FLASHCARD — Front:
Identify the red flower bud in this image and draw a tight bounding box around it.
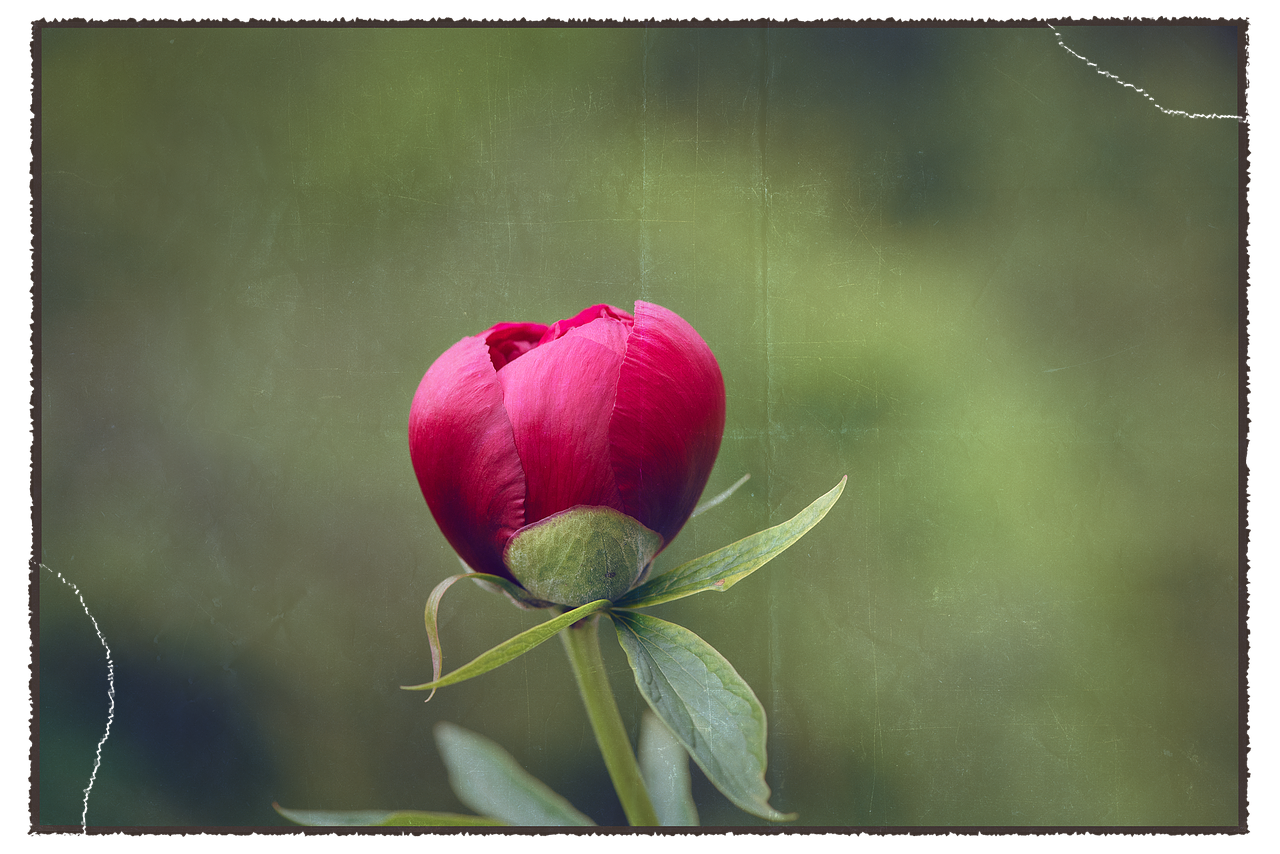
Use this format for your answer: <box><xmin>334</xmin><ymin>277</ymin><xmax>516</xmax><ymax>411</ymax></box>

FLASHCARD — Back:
<box><xmin>409</xmin><ymin>301</ymin><xmax>726</xmax><ymax>599</ymax></box>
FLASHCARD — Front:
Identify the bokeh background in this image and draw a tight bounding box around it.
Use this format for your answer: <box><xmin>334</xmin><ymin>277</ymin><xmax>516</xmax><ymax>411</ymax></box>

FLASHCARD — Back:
<box><xmin>37</xmin><ymin>23</ymin><xmax>1241</xmax><ymax>828</ymax></box>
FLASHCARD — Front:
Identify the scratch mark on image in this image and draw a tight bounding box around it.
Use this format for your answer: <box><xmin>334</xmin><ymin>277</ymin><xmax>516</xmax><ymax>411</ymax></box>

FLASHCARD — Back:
<box><xmin>61</xmin><ymin>571</ymin><xmax>115</xmax><ymax>829</ymax></box>
<box><xmin>1054</xmin><ymin>29</ymin><xmax>1233</xmax><ymax>119</ymax></box>
<box><xmin>1043</xmin><ymin>344</ymin><xmax>1139</xmax><ymax>373</ymax></box>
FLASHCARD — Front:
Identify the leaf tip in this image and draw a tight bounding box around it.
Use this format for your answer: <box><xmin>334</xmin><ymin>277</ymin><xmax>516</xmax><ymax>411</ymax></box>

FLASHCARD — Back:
<box><xmin>399</xmin><ymin>683</ymin><xmax>439</xmax><ymax>702</ymax></box>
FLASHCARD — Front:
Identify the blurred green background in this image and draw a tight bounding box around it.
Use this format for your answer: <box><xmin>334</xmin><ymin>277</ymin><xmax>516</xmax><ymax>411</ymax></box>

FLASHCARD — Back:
<box><xmin>37</xmin><ymin>24</ymin><xmax>1240</xmax><ymax>828</ymax></box>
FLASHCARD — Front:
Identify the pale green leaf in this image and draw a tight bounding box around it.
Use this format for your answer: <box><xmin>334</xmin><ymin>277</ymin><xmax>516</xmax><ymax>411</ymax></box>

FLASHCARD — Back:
<box><xmin>611</xmin><ymin>611</ymin><xmax>794</xmax><ymax>822</ymax></box>
<box><xmin>417</xmin><ymin>571</ymin><xmax>556</xmax><ymax>701</ymax></box>
<box><xmin>638</xmin><ymin>711</ymin><xmax>699</xmax><ymax>827</ymax></box>
<box><xmin>616</xmin><ymin>476</ymin><xmax>846</xmax><ymax>609</ymax></box>
<box><xmin>691</xmin><ymin>472</ymin><xmax>750</xmax><ymax>518</ymax></box>
<box><xmin>403</xmin><ymin>598</ymin><xmax>611</xmax><ymax>693</ymax></box>
<box><xmin>275</xmin><ymin>804</ymin><xmax>505</xmax><ymax>826</ymax></box>
<box><xmin>435</xmin><ymin>722</ymin><xmax>595</xmax><ymax>826</ymax></box>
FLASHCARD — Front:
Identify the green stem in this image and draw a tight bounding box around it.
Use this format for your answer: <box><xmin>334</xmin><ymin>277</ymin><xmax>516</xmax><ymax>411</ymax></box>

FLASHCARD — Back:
<box><xmin>560</xmin><ymin>612</ymin><xmax>660</xmax><ymax>827</ymax></box>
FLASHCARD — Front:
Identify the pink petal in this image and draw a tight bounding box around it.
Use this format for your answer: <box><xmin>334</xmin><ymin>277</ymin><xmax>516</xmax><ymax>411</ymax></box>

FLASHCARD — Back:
<box><xmin>409</xmin><ymin>335</ymin><xmax>526</xmax><ymax>579</ymax></box>
<box><xmin>498</xmin><ymin>317</ymin><xmax>631</xmax><ymax>524</ymax></box>
<box><xmin>539</xmin><ymin>304</ymin><xmax>634</xmax><ymax>345</ymax></box>
<box><xmin>609</xmin><ymin>301</ymin><xmax>726</xmax><ymax>545</ymax></box>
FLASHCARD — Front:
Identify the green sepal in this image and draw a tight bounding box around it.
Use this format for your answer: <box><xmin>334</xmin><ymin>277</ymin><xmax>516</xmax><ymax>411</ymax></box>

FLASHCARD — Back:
<box><xmin>612</xmin><ymin>610</ymin><xmax>795</xmax><ymax>822</ymax></box>
<box><xmin>402</xmin><ymin>597</ymin><xmax>612</xmax><ymax>694</ymax></box>
<box><xmin>505</xmin><ymin>506</ymin><xmax>663</xmax><ymax>607</ymax></box>
<box><xmin>615</xmin><ymin>476</ymin><xmax>846</xmax><ymax>609</ymax></box>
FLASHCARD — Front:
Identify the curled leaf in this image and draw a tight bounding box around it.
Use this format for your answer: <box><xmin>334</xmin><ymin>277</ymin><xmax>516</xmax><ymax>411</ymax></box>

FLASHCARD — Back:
<box><xmin>403</xmin><ymin>598</ymin><xmax>612</xmax><ymax>695</ymax></box>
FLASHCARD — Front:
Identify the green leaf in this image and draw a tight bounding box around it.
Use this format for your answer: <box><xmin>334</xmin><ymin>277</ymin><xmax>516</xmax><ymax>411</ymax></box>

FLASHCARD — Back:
<box><xmin>616</xmin><ymin>476</ymin><xmax>846</xmax><ymax>609</ymax></box>
<box><xmin>274</xmin><ymin>804</ymin><xmax>505</xmax><ymax>826</ymax></box>
<box><xmin>638</xmin><ymin>711</ymin><xmax>699</xmax><ymax>827</ymax></box>
<box><xmin>611</xmin><ymin>611</ymin><xmax>794</xmax><ymax>822</ymax></box>
<box><xmin>403</xmin><ymin>598</ymin><xmax>612</xmax><ymax>694</ymax></box>
<box><xmin>435</xmin><ymin>722</ymin><xmax>596</xmax><ymax>826</ymax></box>
<box><xmin>691</xmin><ymin>472</ymin><xmax>750</xmax><ymax>518</ymax></box>
<box><xmin>417</xmin><ymin>571</ymin><xmax>557</xmax><ymax>701</ymax></box>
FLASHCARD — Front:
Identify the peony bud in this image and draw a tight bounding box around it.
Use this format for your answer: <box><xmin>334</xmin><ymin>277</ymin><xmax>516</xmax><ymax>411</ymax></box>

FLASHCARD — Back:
<box><xmin>409</xmin><ymin>301</ymin><xmax>725</xmax><ymax>606</ymax></box>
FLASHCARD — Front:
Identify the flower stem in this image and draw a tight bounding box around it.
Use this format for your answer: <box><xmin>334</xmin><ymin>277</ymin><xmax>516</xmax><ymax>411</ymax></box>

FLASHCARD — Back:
<box><xmin>559</xmin><ymin>613</ymin><xmax>660</xmax><ymax>827</ymax></box>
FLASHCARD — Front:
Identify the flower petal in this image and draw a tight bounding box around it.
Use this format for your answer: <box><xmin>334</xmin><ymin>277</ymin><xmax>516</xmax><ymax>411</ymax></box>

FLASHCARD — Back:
<box><xmin>498</xmin><ymin>318</ymin><xmax>631</xmax><ymax>524</ymax></box>
<box><xmin>539</xmin><ymin>304</ymin><xmax>634</xmax><ymax>346</ymax></box>
<box><xmin>409</xmin><ymin>335</ymin><xmax>526</xmax><ymax>579</ymax></box>
<box><xmin>483</xmin><ymin>321</ymin><xmax>549</xmax><ymax>370</ymax></box>
<box><xmin>610</xmin><ymin>301</ymin><xmax>726</xmax><ymax>545</ymax></box>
